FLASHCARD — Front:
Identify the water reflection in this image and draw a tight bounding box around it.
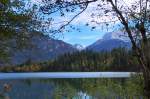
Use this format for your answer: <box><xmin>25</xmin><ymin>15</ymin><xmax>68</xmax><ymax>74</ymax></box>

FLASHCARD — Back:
<box><xmin>0</xmin><ymin>83</ymin><xmax>11</xmax><ymax>99</ymax></box>
<box><xmin>0</xmin><ymin>78</ymin><xmax>145</xmax><ymax>99</ymax></box>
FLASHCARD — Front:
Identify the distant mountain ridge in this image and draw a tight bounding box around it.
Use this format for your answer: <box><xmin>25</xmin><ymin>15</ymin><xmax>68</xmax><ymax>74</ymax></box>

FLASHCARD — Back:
<box><xmin>103</xmin><ymin>31</ymin><xmax>130</xmax><ymax>42</ymax></box>
<box><xmin>0</xmin><ymin>31</ymin><xmax>77</xmax><ymax>66</ymax></box>
<box><xmin>0</xmin><ymin>31</ymin><xmax>132</xmax><ymax>66</ymax></box>
<box><xmin>86</xmin><ymin>31</ymin><xmax>131</xmax><ymax>51</ymax></box>
<box><xmin>73</xmin><ymin>44</ymin><xmax>84</xmax><ymax>51</ymax></box>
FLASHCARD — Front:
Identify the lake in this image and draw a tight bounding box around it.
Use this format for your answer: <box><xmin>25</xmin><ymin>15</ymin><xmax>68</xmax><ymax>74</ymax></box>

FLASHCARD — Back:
<box><xmin>0</xmin><ymin>72</ymin><xmax>145</xmax><ymax>99</ymax></box>
<box><xmin>0</xmin><ymin>72</ymin><xmax>134</xmax><ymax>79</ymax></box>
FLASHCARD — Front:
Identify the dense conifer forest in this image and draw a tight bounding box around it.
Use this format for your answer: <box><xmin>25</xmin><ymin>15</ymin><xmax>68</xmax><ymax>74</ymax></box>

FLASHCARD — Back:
<box><xmin>43</xmin><ymin>48</ymin><xmax>140</xmax><ymax>72</ymax></box>
<box><xmin>0</xmin><ymin>47</ymin><xmax>141</xmax><ymax>72</ymax></box>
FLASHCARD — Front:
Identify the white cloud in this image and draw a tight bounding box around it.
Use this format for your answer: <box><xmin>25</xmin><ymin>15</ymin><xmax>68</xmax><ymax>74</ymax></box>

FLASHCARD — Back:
<box><xmin>78</xmin><ymin>35</ymin><xmax>100</xmax><ymax>40</ymax></box>
<box><xmin>72</xmin><ymin>0</ymin><xmax>138</xmax><ymax>24</ymax></box>
<box><xmin>31</xmin><ymin>0</ymin><xmax>142</xmax><ymax>31</ymax></box>
<box><xmin>30</xmin><ymin>0</ymin><xmax>42</xmax><ymax>4</ymax></box>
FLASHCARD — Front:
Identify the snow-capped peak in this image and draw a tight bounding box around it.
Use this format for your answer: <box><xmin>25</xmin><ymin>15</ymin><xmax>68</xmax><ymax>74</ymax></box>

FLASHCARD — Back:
<box><xmin>74</xmin><ymin>44</ymin><xmax>84</xmax><ymax>51</ymax></box>
<box><xmin>103</xmin><ymin>31</ymin><xmax>130</xmax><ymax>42</ymax></box>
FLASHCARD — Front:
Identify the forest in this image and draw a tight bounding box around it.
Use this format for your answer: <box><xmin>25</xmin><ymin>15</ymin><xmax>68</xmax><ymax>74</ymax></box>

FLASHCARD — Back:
<box><xmin>0</xmin><ymin>47</ymin><xmax>140</xmax><ymax>72</ymax></box>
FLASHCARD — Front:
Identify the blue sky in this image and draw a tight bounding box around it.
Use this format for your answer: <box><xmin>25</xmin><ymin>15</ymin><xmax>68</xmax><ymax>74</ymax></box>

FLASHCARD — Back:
<box><xmin>56</xmin><ymin>22</ymin><xmax>122</xmax><ymax>47</ymax></box>
<box><xmin>58</xmin><ymin>25</ymin><xmax>111</xmax><ymax>47</ymax></box>
<box><xmin>29</xmin><ymin>0</ymin><xmax>132</xmax><ymax>47</ymax></box>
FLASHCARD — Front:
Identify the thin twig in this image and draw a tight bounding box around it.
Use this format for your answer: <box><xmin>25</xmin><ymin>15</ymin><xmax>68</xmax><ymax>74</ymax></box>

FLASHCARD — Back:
<box><xmin>59</xmin><ymin>4</ymin><xmax>88</xmax><ymax>30</ymax></box>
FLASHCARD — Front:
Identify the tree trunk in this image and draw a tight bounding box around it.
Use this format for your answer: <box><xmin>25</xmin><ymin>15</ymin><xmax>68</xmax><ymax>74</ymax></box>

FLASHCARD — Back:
<box><xmin>143</xmin><ymin>43</ymin><xmax>150</xmax><ymax>98</ymax></box>
<box><xmin>109</xmin><ymin>0</ymin><xmax>150</xmax><ymax>98</ymax></box>
<box><xmin>143</xmin><ymin>69</ymin><xmax>150</xmax><ymax>98</ymax></box>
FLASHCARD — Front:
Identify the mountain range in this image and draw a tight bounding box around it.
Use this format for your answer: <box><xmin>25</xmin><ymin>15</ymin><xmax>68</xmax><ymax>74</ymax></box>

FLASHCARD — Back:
<box><xmin>0</xmin><ymin>32</ymin><xmax>77</xmax><ymax>66</ymax></box>
<box><xmin>86</xmin><ymin>31</ymin><xmax>131</xmax><ymax>51</ymax></box>
<box><xmin>0</xmin><ymin>31</ymin><xmax>131</xmax><ymax>66</ymax></box>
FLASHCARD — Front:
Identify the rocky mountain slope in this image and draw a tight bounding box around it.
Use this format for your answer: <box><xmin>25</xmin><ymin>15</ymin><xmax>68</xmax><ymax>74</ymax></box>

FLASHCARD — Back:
<box><xmin>0</xmin><ymin>32</ymin><xmax>77</xmax><ymax>65</ymax></box>
<box><xmin>87</xmin><ymin>31</ymin><xmax>131</xmax><ymax>51</ymax></box>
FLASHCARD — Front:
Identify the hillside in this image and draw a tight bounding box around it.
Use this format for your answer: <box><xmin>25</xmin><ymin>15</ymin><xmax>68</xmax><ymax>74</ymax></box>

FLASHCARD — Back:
<box><xmin>0</xmin><ymin>31</ymin><xmax>77</xmax><ymax>66</ymax></box>
<box><xmin>87</xmin><ymin>31</ymin><xmax>131</xmax><ymax>51</ymax></box>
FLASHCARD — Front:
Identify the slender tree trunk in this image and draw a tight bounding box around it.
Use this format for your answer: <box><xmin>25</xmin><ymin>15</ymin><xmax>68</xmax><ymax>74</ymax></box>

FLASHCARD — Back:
<box><xmin>108</xmin><ymin>0</ymin><xmax>150</xmax><ymax>98</ymax></box>
<box><xmin>138</xmin><ymin>23</ymin><xmax>150</xmax><ymax>97</ymax></box>
<box><xmin>143</xmin><ymin>69</ymin><xmax>150</xmax><ymax>98</ymax></box>
<box><xmin>142</xmin><ymin>41</ymin><xmax>150</xmax><ymax>98</ymax></box>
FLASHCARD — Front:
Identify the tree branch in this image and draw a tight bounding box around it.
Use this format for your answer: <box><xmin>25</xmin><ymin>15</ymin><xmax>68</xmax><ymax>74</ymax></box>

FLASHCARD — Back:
<box><xmin>109</xmin><ymin>0</ymin><xmax>150</xmax><ymax>74</ymax></box>
<box><xmin>59</xmin><ymin>4</ymin><xmax>88</xmax><ymax>31</ymax></box>
<box><xmin>41</xmin><ymin>0</ymin><xmax>97</xmax><ymax>14</ymax></box>
<box><xmin>108</xmin><ymin>0</ymin><xmax>137</xmax><ymax>49</ymax></box>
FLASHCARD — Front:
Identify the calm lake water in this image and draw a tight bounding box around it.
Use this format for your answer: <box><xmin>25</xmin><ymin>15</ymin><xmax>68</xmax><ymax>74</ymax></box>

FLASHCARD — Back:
<box><xmin>0</xmin><ymin>72</ymin><xmax>133</xmax><ymax>79</ymax></box>
<box><xmin>0</xmin><ymin>72</ymin><xmax>144</xmax><ymax>99</ymax></box>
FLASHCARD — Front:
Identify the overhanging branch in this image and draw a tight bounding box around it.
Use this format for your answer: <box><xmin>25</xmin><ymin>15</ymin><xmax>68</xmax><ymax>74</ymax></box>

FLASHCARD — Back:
<box><xmin>58</xmin><ymin>4</ymin><xmax>88</xmax><ymax>31</ymax></box>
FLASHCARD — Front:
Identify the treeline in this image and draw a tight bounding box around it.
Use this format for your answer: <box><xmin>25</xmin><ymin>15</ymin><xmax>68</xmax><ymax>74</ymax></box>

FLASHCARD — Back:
<box><xmin>42</xmin><ymin>48</ymin><xmax>140</xmax><ymax>72</ymax></box>
<box><xmin>0</xmin><ymin>47</ymin><xmax>141</xmax><ymax>72</ymax></box>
